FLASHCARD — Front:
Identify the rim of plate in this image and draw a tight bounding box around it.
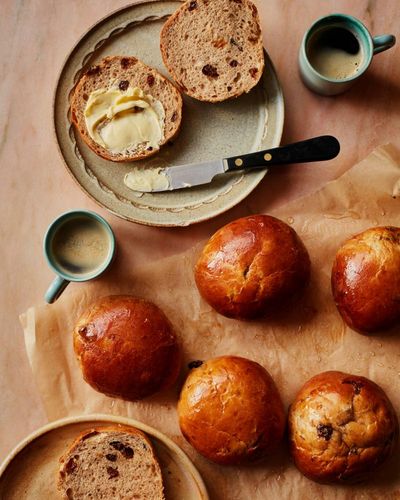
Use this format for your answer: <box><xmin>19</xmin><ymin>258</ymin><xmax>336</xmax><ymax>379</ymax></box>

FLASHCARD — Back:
<box><xmin>53</xmin><ymin>0</ymin><xmax>284</xmax><ymax>227</ymax></box>
<box><xmin>0</xmin><ymin>413</ymin><xmax>209</xmax><ymax>499</ymax></box>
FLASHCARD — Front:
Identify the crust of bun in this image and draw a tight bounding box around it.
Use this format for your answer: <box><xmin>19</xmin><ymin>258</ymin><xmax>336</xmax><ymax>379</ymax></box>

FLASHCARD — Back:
<box><xmin>331</xmin><ymin>226</ymin><xmax>400</xmax><ymax>333</ymax></box>
<box><xmin>288</xmin><ymin>371</ymin><xmax>399</xmax><ymax>484</ymax></box>
<box><xmin>59</xmin><ymin>424</ymin><xmax>154</xmax><ymax>459</ymax></box>
<box><xmin>178</xmin><ymin>355</ymin><xmax>285</xmax><ymax>465</ymax></box>
<box><xmin>194</xmin><ymin>215</ymin><xmax>311</xmax><ymax>319</ymax></box>
<box><xmin>73</xmin><ymin>295</ymin><xmax>181</xmax><ymax>401</ymax></box>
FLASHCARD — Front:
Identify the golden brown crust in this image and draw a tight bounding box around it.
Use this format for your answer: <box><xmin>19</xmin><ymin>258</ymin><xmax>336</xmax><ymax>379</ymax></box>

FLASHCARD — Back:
<box><xmin>194</xmin><ymin>215</ymin><xmax>311</xmax><ymax>319</ymax></box>
<box><xmin>59</xmin><ymin>424</ymin><xmax>154</xmax><ymax>466</ymax></box>
<box><xmin>73</xmin><ymin>295</ymin><xmax>181</xmax><ymax>401</ymax></box>
<box><xmin>331</xmin><ymin>226</ymin><xmax>400</xmax><ymax>333</ymax></box>
<box><xmin>70</xmin><ymin>56</ymin><xmax>183</xmax><ymax>162</ymax></box>
<box><xmin>288</xmin><ymin>371</ymin><xmax>399</xmax><ymax>484</ymax></box>
<box><xmin>178</xmin><ymin>356</ymin><xmax>285</xmax><ymax>465</ymax></box>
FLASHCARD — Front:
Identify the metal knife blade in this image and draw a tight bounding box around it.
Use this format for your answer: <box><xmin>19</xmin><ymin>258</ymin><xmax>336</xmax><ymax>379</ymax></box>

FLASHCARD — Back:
<box><xmin>124</xmin><ymin>158</ymin><xmax>227</xmax><ymax>193</ymax></box>
<box><xmin>124</xmin><ymin>136</ymin><xmax>340</xmax><ymax>193</ymax></box>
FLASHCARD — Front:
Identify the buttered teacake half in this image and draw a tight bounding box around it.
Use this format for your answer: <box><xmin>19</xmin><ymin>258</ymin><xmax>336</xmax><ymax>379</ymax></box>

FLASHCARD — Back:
<box><xmin>70</xmin><ymin>56</ymin><xmax>183</xmax><ymax>162</ymax></box>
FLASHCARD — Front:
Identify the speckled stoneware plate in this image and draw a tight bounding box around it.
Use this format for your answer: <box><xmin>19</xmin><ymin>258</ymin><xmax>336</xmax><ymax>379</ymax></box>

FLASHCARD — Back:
<box><xmin>0</xmin><ymin>414</ymin><xmax>209</xmax><ymax>499</ymax></box>
<box><xmin>54</xmin><ymin>0</ymin><xmax>284</xmax><ymax>226</ymax></box>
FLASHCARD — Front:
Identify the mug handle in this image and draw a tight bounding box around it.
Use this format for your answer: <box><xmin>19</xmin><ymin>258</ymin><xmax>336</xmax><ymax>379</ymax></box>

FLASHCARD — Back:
<box><xmin>45</xmin><ymin>275</ymin><xmax>70</xmax><ymax>304</ymax></box>
<box><xmin>373</xmin><ymin>34</ymin><xmax>396</xmax><ymax>54</ymax></box>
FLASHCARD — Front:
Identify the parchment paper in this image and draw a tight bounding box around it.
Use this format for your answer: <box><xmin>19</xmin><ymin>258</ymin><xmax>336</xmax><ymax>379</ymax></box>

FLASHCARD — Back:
<box><xmin>21</xmin><ymin>145</ymin><xmax>400</xmax><ymax>500</ymax></box>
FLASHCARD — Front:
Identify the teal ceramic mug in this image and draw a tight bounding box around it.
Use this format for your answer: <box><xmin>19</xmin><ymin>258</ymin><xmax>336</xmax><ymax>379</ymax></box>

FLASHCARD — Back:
<box><xmin>299</xmin><ymin>13</ymin><xmax>396</xmax><ymax>96</ymax></box>
<box><xmin>43</xmin><ymin>210</ymin><xmax>116</xmax><ymax>303</ymax></box>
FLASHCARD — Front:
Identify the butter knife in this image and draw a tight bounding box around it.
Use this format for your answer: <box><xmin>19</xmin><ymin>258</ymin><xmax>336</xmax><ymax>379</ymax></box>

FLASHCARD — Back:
<box><xmin>124</xmin><ymin>135</ymin><xmax>340</xmax><ymax>193</ymax></box>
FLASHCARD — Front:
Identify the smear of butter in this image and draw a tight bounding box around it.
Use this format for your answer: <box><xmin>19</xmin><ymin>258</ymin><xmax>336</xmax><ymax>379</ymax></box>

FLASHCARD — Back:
<box><xmin>84</xmin><ymin>87</ymin><xmax>164</xmax><ymax>153</ymax></box>
<box><xmin>124</xmin><ymin>167</ymin><xmax>170</xmax><ymax>192</ymax></box>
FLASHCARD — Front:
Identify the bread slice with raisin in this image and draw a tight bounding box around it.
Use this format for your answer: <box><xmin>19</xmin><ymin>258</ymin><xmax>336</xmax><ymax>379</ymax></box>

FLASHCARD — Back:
<box><xmin>57</xmin><ymin>425</ymin><xmax>165</xmax><ymax>499</ymax></box>
<box><xmin>70</xmin><ymin>56</ymin><xmax>182</xmax><ymax>162</ymax></box>
<box><xmin>160</xmin><ymin>0</ymin><xmax>264</xmax><ymax>102</ymax></box>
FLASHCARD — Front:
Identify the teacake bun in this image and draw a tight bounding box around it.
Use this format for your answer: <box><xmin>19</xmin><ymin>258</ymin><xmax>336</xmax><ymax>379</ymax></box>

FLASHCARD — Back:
<box><xmin>331</xmin><ymin>226</ymin><xmax>400</xmax><ymax>333</ymax></box>
<box><xmin>178</xmin><ymin>355</ymin><xmax>285</xmax><ymax>465</ymax></box>
<box><xmin>288</xmin><ymin>371</ymin><xmax>398</xmax><ymax>483</ymax></box>
<box><xmin>194</xmin><ymin>214</ymin><xmax>311</xmax><ymax>319</ymax></box>
<box><xmin>73</xmin><ymin>295</ymin><xmax>181</xmax><ymax>401</ymax></box>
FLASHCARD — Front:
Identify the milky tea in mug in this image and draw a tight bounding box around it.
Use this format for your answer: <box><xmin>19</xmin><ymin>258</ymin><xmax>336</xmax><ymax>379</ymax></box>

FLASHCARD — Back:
<box><xmin>299</xmin><ymin>14</ymin><xmax>395</xmax><ymax>95</ymax></box>
<box><xmin>51</xmin><ymin>216</ymin><xmax>111</xmax><ymax>278</ymax></box>
<box><xmin>44</xmin><ymin>210</ymin><xmax>116</xmax><ymax>303</ymax></box>
<box><xmin>307</xmin><ymin>26</ymin><xmax>364</xmax><ymax>81</ymax></box>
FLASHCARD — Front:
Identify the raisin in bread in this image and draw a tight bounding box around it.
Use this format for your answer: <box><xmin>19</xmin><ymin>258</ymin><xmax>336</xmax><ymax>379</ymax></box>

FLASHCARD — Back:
<box><xmin>57</xmin><ymin>425</ymin><xmax>165</xmax><ymax>499</ymax></box>
<box><xmin>70</xmin><ymin>56</ymin><xmax>182</xmax><ymax>162</ymax></box>
<box><xmin>160</xmin><ymin>0</ymin><xmax>264</xmax><ymax>102</ymax></box>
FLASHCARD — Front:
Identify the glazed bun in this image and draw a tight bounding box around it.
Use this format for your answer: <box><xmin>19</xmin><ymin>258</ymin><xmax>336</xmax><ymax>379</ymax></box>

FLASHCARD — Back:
<box><xmin>73</xmin><ymin>295</ymin><xmax>181</xmax><ymax>401</ymax></box>
<box><xmin>288</xmin><ymin>371</ymin><xmax>399</xmax><ymax>484</ymax></box>
<box><xmin>331</xmin><ymin>226</ymin><xmax>400</xmax><ymax>333</ymax></box>
<box><xmin>178</xmin><ymin>356</ymin><xmax>285</xmax><ymax>465</ymax></box>
<box><xmin>194</xmin><ymin>215</ymin><xmax>311</xmax><ymax>319</ymax></box>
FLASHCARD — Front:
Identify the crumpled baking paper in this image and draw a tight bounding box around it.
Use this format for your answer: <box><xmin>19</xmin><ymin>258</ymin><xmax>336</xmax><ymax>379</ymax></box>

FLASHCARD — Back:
<box><xmin>21</xmin><ymin>145</ymin><xmax>400</xmax><ymax>499</ymax></box>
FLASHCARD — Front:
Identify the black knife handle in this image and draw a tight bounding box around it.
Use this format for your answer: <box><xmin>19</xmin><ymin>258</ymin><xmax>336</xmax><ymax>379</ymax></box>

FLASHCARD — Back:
<box><xmin>225</xmin><ymin>136</ymin><xmax>340</xmax><ymax>172</ymax></box>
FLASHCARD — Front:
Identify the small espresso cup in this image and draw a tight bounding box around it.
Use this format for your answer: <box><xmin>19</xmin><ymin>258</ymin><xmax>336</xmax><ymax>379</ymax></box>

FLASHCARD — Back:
<box><xmin>299</xmin><ymin>13</ymin><xmax>396</xmax><ymax>96</ymax></box>
<box><xmin>43</xmin><ymin>210</ymin><xmax>116</xmax><ymax>303</ymax></box>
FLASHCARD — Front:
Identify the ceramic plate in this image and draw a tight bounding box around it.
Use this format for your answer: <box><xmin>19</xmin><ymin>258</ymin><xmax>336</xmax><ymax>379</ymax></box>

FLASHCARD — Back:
<box><xmin>0</xmin><ymin>414</ymin><xmax>209</xmax><ymax>499</ymax></box>
<box><xmin>54</xmin><ymin>0</ymin><xmax>284</xmax><ymax>226</ymax></box>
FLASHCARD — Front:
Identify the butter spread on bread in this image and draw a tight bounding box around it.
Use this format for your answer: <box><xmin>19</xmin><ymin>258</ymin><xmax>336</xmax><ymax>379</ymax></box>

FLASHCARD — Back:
<box><xmin>70</xmin><ymin>56</ymin><xmax>182</xmax><ymax>162</ymax></box>
<box><xmin>84</xmin><ymin>87</ymin><xmax>165</xmax><ymax>154</ymax></box>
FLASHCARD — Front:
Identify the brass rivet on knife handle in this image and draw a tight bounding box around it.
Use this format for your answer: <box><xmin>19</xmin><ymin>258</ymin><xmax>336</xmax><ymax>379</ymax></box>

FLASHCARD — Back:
<box><xmin>235</xmin><ymin>158</ymin><xmax>243</xmax><ymax>167</ymax></box>
<box><xmin>264</xmin><ymin>153</ymin><xmax>272</xmax><ymax>161</ymax></box>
